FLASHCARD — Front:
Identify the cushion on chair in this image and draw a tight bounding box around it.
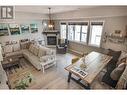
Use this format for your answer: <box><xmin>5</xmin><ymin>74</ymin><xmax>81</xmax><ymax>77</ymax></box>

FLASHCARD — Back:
<box><xmin>110</xmin><ymin>63</ymin><xmax>126</xmax><ymax>81</ymax></box>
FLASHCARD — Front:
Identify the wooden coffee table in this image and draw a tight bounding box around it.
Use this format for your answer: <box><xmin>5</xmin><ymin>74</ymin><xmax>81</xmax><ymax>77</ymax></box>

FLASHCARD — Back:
<box><xmin>2</xmin><ymin>56</ymin><xmax>19</xmax><ymax>70</ymax></box>
<box><xmin>65</xmin><ymin>51</ymin><xmax>112</xmax><ymax>89</ymax></box>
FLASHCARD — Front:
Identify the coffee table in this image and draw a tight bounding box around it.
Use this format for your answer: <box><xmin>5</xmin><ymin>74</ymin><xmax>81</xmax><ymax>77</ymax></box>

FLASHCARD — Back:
<box><xmin>65</xmin><ymin>51</ymin><xmax>112</xmax><ymax>89</ymax></box>
<box><xmin>2</xmin><ymin>56</ymin><xmax>19</xmax><ymax>70</ymax></box>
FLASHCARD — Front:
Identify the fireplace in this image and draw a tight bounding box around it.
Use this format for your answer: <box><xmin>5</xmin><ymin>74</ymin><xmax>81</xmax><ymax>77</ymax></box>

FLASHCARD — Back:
<box><xmin>43</xmin><ymin>30</ymin><xmax>60</xmax><ymax>47</ymax></box>
<box><xmin>47</xmin><ymin>36</ymin><xmax>57</xmax><ymax>45</ymax></box>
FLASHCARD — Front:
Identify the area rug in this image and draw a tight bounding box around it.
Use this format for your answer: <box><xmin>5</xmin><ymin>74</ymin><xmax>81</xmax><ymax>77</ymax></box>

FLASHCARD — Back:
<box><xmin>5</xmin><ymin>58</ymin><xmax>36</xmax><ymax>89</ymax></box>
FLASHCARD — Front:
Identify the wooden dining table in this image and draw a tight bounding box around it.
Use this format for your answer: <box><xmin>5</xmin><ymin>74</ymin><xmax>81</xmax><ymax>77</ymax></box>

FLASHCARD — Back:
<box><xmin>65</xmin><ymin>51</ymin><xmax>112</xmax><ymax>89</ymax></box>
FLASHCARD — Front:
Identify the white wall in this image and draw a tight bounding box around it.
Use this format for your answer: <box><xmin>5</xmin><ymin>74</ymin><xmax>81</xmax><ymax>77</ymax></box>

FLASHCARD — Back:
<box><xmin>102</xmin><ymin>16</ymin><xmax>127</xmax><ymax>51</ymax></box>
<box><xmin>0</xmin><ymin>12</ymin><xmax>48</xmax><ymax>45</ymax></box>
<box><xmin>53</xmin><ymin>6</ymin><xmax>127</xmax><ymax>20</ymax></box>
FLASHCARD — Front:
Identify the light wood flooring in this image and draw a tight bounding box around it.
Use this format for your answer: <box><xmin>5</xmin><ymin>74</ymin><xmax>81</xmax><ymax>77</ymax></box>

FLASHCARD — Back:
<box><xmin>6</xmin><ymin>53</ymin><xmax>111</xmax><ymax>89</ymax></box>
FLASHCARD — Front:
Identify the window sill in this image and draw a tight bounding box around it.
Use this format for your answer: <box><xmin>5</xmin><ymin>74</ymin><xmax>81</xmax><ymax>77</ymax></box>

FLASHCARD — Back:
<box><xmin>69</xmin><ymin>40</ymin><xmax>87</xmax><ymax>45</ymax></box>
<box><xmin>69</xmin><ymin>40</ymin><xmax>101</xmax><ymax>48</ymax></box>
<box><xmin>88</xmin><ymin>44</ymin><xmax>100</xmax><ymax>48</ymax></box>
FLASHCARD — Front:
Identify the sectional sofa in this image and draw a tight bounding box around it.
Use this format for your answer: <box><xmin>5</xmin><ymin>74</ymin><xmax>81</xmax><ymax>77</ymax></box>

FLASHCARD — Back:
<box><xmin>3</xmin><ymin>43</ymin><xmax>56</xmax><ymax>73</ymax></box>
<box><xmin>22</xmin><ymin>44</ymin><xmax>56</xmax><ymax>72</ymax></box>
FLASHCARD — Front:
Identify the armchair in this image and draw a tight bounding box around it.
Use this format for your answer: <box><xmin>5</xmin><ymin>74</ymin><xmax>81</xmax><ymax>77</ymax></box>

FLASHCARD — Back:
<box><xmin>56</xmin><ymin>39</ymin><xmax>68</xmax><ymax>54</ymax></box>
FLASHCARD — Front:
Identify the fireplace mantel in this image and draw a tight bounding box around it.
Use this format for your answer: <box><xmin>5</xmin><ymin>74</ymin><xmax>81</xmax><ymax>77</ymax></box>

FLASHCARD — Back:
<box><xmin>43</xmin><ymin>30</ymin><xmax>60</xmax><ymax>35</ymax></box>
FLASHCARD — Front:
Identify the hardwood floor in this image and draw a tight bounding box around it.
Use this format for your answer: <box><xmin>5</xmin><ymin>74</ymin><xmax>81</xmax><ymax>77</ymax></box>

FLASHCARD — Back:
<box><xmin>6</xmin><ymin>53</ymin><xmax>111</xmax><ymax>89</ymax></box>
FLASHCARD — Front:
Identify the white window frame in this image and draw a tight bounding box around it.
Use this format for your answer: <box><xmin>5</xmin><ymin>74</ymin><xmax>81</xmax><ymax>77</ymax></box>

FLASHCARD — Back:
<box><xmin>60</xmin><ymin>22</ymin><xmax>67</xmax><ymax>39</ymax></box>
<box><xmin>67</xmin><ymin>21</ymin><xmax>89</xmax><ymax>44</ymax></box>
<box><xmin>88</xmin><ymin>20</ymin><xmax>105</xmax><ymax>47</ymax></box>
<box><xmin>59</xmin><ymin>20</ymin><xmax>105</xmax><ymax>48</ymax></box>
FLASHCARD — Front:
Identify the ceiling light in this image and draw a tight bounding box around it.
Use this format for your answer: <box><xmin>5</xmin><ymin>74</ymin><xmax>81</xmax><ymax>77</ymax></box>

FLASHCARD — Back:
<box><xmin>48</xmin><ymin>7</ymin><xmax>54</xmax><ymax>30</ymax></box>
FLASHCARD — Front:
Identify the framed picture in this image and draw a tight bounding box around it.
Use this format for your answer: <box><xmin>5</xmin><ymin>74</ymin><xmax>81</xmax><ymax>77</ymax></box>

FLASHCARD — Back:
<box><xmin>20</xmin><ymin>24</ymin><xmax>30</xmax><ymax>34</ymax></box>
<box><xmin>9</xmin><ymin>24</ymin><xmax>20</xmax><ymax>35</ymax></box>
<box><xmin>30</xmin><ymin>24</ymin><xmax>38</xmax><ymax>33</ymax></box>
<box><xmin>0</xmin><ymin>23</ymin><xmax>9</xmax><ymax>36</ymax></box>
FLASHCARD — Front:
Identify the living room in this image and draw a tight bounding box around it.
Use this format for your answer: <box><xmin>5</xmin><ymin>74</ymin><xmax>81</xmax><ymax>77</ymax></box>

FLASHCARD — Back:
<box><xmin>0</xmin><ymin>5</ymin><xmax>127</xmax><ymax>90</ymax></box>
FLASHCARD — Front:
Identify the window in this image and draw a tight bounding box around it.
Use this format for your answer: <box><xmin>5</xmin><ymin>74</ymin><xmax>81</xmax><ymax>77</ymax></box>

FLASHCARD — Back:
<box><xmin>89</xmin><ymin>22</ymin><xmax>103</xmax><ymax>47</ymax></box>
<box><xmin>68</xmin><ymin>22</ymin><xmax>88</xmax><ymax>43</ymax></box>
<box><xmin>75</xmin><ymin>24</ymin><xmax>81</xmax><ymax>41</ymax></box>
<box><xmin>68</xmin><ymin>23</ymin><xmax>75</xmax><ymax>40</ymax></box>
<box><xmin>60</xmin><ymin>21</ymin><xmax>104</xmax><ymax>47</ymax></box>
<box><xmin>60</xmin><ymin>23</ymin><xmax>67</xmax><ymax>39</ymax></box>
<box><xmin>81</xmin><ymin>24</ymin><xmax>88</xmax><ymax>42</ymax></box>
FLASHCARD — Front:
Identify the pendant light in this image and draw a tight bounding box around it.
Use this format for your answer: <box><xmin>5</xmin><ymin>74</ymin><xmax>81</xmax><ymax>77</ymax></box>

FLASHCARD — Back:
<box><xmin>48</xmin><ymin>7</ymin><xmax>54</xmax><ymax>30</ymax></box>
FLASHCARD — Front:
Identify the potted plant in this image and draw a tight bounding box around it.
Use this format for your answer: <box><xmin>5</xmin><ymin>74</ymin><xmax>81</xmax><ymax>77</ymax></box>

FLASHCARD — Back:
<box><xmin>15</xmin><ymin>73</ymin><xmax>33</xmax><ymax>89</ymax></box>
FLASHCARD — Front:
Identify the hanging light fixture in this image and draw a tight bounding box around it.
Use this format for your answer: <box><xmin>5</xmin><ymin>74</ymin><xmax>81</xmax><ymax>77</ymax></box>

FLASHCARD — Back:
<box><xmin>48</xmin><ymin>7</ymin><xmax>54</xmax><ymax>30</ymax></box>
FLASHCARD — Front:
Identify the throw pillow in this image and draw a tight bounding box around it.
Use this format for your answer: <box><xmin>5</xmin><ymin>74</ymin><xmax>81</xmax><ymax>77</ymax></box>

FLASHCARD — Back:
<box><xmin>3</xmin><ymin>45</ymin><xmax>13</xmax><ymax>53</ymax></box>
<box><xmin>33</xmin><ymin>46</ymin><xmax>39</xmax><ymax>56</ymax></box>
<box><xmin>29</xmin><ymin>44</ymin><xmax>32</xmax><ymax>51</ymax></box>
<box><xmin>118</xmin><ymin>51</ymin><xmax>127</xmax><ymax>62</ymax></box>
<box><xmin>110</xmin><ymin>62</ymin><xmax>126</xmax><ymax>81</ymax></box>
<box><xmin>29</xmin><ymin>44</ymin><xmax>35</xmax><ymax>54</ymax></box>
<box><xmin>38</xmin><ymin>47</ymin><xmax>46</xmax><ymax>57</ymax></box>
<box><xmin>13</xmin><ymin>44</ymin><xmax>20</xmax><ymax>51</ymax></box>
<box><xmin>117</xmin><ymin>57</ymin><xmax>127</xmax><ymax>66</ymax></box>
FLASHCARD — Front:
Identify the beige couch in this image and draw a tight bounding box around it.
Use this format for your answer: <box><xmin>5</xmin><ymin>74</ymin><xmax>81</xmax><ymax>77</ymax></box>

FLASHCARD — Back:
<box><xmin>0</xmin><ymin>63</ymin><xmax>9</xmax><ymax>89</ymax></box>
<box><xmin>0</xmin><ymin>44</ymin><xmax>9</xmax><ymax>89</ymax></box>
<box><xmin>22</xmin><ymin>44</ymin><xmax>56</xmax><ymax>72</ymax></box>
<box><xmin>116</xmin><ymin>65</ymin><xmax>127</xmax><ymax>89</ymax></box>
<box><xmin>3</xmin><ymin>43</ymin><xmax>56</xmax><ymax>73</ymax></box>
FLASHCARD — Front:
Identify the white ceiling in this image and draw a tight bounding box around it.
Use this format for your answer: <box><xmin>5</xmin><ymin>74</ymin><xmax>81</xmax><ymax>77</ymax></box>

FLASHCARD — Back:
<box><xmin>15</xmin><ymin>6</ymin><xmax>96</xmax><ymax>14</ymax></box>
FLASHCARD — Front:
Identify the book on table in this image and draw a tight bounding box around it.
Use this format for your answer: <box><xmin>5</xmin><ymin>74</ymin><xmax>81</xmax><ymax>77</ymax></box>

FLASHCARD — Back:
<box><xmin>70</xmin><ymin>66</ymin><xmax>88</xmax><ymax>78</ymax></box>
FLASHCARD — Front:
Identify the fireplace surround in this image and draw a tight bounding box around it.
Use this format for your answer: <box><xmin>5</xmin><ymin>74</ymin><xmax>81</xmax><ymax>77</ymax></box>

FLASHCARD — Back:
<box><xmin>43</xmin><ymin>30</ymin><xmax>59</xmax><ymax>47</ymax></box>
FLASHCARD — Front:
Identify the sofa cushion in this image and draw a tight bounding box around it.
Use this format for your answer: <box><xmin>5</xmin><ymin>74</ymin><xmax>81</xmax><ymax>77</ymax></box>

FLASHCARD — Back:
<box><xmin>110</xmin><ymin>63</ymin><xmax>126</xmax><ymax>81</ymax></box>
<box><xmin>29</xmin><ymin>44</ymin><xmax>35</xmax><ymax>54</ymax></box>
<box><xmin>5</xmin><ymin>50</ymin><xmax>22</xmax><ymax>57</ymax></box>
<box><xmin>29</xmin><ymin>44</ymin><xmax>32</xmax><ymax>51</ymax></box>
<box><xmin>23</xmin><ymin>49</ymin><xmax>33</xmax><ymax>58</ymax></box>
<box><xmin>118</xmin><ymin>51</ymin><xmax>127</xmax><ymax>62</ymax></box>
<box><xmin>13</xmin><ymin>43</ymin><xmax>20</xmax><ymax>51</ymax></box>
<box><xmin>116</xmin><ymin>65</ymin><xmax>127</xmax><ymax>89</ymax></box>
<box><xmin>22</xmin><ymin>49</ymin><xmax>41</xmax><ymax>70</ymax></box>
<box><xmin>38</xmin><ymin>47</ymin><xmax>46</xmax><ymax>57</ymax></box>
<box><xmin>3</xmin><ymin>45</ymin><xmax>13</xmax><ymax>53</ymax></box>
<box><xmin>33</xmin><ymin>46</ymin><xmax>39</xmax><ymax>56</ymax></box>
<box><xmin>117</xmin><ymin>57</ymin><xmax>127</xmax><ymax>66</ymax></box>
